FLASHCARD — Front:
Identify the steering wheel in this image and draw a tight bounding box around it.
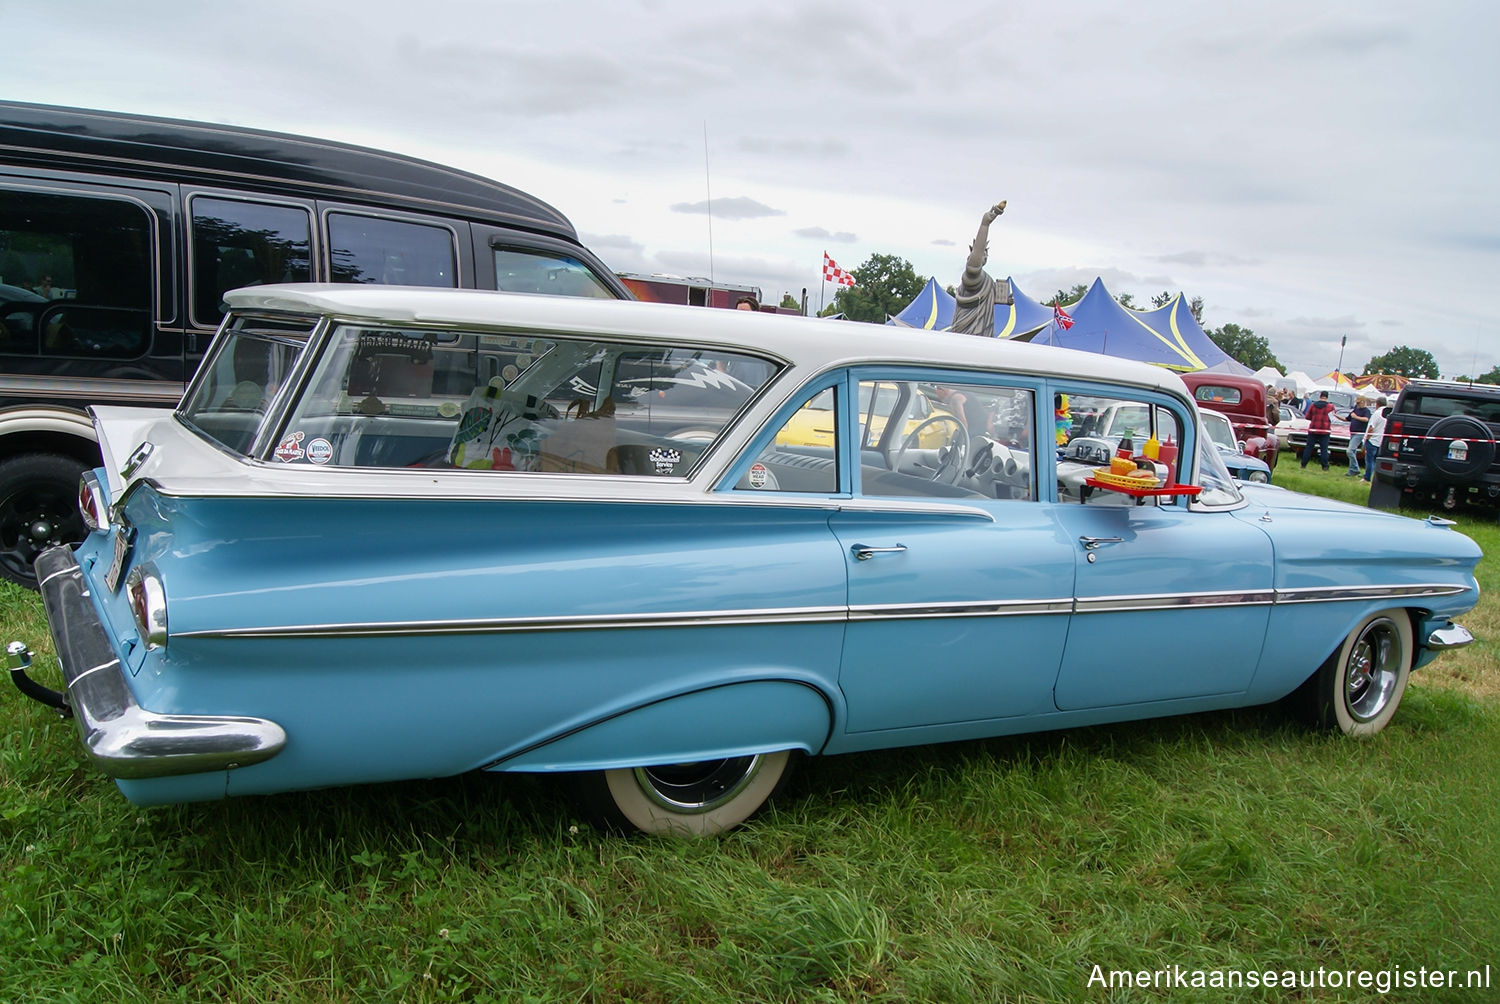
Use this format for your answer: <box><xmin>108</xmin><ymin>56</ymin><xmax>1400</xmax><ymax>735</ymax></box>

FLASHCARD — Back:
<box><xmin>893</xmin><ymin>415</ymin><xmax>969</xmax><ymax>484</ymax></box>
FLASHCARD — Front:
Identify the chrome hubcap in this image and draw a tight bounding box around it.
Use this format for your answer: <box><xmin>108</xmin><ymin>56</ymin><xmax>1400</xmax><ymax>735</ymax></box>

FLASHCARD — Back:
<box><xmin>634</xmin><ymin>755</ymin><xmax>762</xmax><ymax>814</ymax></box>
<box><xmin>1345</xmin><ymin>618</ymin><xmax>1401</xmax><ymax>722</ymax></box>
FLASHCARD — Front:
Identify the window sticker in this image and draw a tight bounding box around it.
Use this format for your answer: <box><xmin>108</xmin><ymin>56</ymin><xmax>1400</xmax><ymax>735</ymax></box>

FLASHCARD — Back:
<box><xmin>748</xmin><ymin>462</ymin><xmax>769</xmax><ymax>489</ymax></box>
<box><xmin>649</xmin><ymin>448</ymin><xmax>682</xmax><ymax>476</ymax></box>
<box><xmin>274</xmin><ymin>431</ymin><xmax>306</xmax><ymax>463</ymax></box>
<box><xmin>307</xmin><ymin>438</ymin><xmax>333</xmax><ymax>465</ymax></box>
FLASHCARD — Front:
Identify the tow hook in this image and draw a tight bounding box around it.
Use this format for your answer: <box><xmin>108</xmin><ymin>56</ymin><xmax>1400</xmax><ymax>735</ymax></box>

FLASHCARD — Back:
<box><xmin>1443</xmin><ymin>487</ymin><xmax>1459</xmax><ymax>510</ymax></box>
<box><xmin>5</xmin><ymin>642</ymin><xmax>72</xmax><ymax>718</ymax></box>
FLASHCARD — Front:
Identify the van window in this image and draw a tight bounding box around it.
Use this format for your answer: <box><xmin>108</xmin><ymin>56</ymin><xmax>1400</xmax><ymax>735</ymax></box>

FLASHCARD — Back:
<box><xmin>328</xmin><ymin>213</ymin><xmax>457</xmax><ymax>287</ymax></box>
<box><xmin>190</xmin><ymin>197</ymin><xmax>312</xmax><ymax>327</ymax></box>
<box><xmin>0</xmin><ymin>189</ymin><xmax>152</xmax><ymax>358</ymax></box>
<box><xmin>493</xmin><ymin>248</ymin><xmax>618</xmax><ymax>299</ymax></box>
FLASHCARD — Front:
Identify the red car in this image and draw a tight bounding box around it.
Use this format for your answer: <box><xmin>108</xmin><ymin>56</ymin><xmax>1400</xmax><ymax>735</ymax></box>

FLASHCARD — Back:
<box><xmin>1181</xmin><ymin>373</ymin><xmax>1279</xmax><ymax>473</ymax></box>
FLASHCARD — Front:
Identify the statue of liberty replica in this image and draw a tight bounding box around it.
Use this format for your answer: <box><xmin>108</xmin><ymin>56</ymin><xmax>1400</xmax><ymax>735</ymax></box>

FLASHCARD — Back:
<box><xmin>950</xmin><ymin>200</ymin><xmax>1012</xmax><ymax>336</ymax></box>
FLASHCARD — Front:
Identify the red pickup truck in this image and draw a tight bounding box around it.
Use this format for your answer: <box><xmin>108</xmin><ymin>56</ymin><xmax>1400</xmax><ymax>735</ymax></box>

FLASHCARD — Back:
<box><xmin>1181</xmin><ymin>372</ymin><xmax>1279</xmax><ymax>473</ymax></box>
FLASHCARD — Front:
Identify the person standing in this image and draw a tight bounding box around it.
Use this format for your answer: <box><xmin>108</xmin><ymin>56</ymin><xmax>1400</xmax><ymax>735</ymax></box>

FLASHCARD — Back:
<box><xmin>1345</xmin><ymin>394</ymin><xmax>1372</xmax><ymax>476</ymax></box>
<box><xmin>1364</xmin><ymin>402</ymin><xmax>1388</xmax><ymax>482</ymax></box>
<box><xmin>1300</xmin><ymin>390</ymin><xmax>1336</xmax><ymax>470</ymax></box>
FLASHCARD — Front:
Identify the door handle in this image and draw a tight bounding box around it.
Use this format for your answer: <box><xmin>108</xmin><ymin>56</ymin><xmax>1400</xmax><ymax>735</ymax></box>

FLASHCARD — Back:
<box><xmin>852</xmin><ymin>543</ymin><xmax>907</xmax><ymax>561</ymax></box>
<box><xmin>1079</xmin><ymin>536</ymin><xmax>1124</xmax><ymax>550</ymax></box>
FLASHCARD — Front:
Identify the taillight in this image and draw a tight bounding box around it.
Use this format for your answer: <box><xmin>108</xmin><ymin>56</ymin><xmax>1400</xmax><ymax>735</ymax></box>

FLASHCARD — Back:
<box><xmin>78</xmin><ymin>471</ymin><xmax>110</xmax><ymax>532</ymax></box>
<box><xmin>124</xmin><ymin>563</ymin><xmax>167</xmax><ymax>650</ymax></box>
<box><xmin>1387</xmin><ymin>420</ymin><xmax>1402</xmax><ymax>455</ymax></box>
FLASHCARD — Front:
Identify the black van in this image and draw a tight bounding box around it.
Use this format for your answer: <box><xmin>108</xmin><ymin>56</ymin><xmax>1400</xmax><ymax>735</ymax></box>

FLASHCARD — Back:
<box><xmin>0</xmin><ymin>101</ymin><xmax>630</xmax><ymax>586</ymax></box>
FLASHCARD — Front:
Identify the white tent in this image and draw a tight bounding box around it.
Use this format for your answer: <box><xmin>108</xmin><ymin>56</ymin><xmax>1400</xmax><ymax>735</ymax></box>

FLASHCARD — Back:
<box><xmin>1253</xmin><ymin>365</ymin><xmax>1283</xmax><ymax>386</ymax></box>
<box><xmin>1277</xmin><ymin>370</ymin><xmax>1319</xmax><ymax>395</ymax></box>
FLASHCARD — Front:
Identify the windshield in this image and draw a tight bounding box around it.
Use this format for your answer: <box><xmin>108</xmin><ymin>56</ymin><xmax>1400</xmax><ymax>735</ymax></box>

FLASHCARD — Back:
<box><xmin>1200</xmin><ymin>411</ymin><xmax>1237</xmax><ymax>452</ymax></box>
<box><xmin>1194</xmin><ymin>413</ymin><xmax>1244</xmax><ymax>506</ymax></box>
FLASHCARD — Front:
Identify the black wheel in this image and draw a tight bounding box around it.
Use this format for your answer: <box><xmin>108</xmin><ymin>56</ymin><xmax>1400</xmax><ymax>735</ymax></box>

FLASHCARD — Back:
<box><xmin>570</xmin><ymin>750</ymin><xmax>795</xmax><ymax>836</ymax></box>
<box><xmin>1366</xmin><ymin>478</ymin><xmax>1402</xmax><ymax>510</ymax></box>
<box><xmin>1422</xmin><ymin>415</ymin><xmax>1494</xmax><ymax>479</ymax></box>
<box><xmin>0</xmin><ymin>453</ymin><xmax>90</xmax><ymax>589</ymax></box>
<box><xmin>1297</xmin><ymin>611</ymin><xmax>1412</xmax><ymax>736</ymax></box>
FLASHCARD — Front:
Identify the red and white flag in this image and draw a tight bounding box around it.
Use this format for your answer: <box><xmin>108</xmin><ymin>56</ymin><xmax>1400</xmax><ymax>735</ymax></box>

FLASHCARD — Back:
<box><xmin>1052</xmin><ymin>301</ymin><xmax>1074</xmax><ymax>330</ymax></box>
<box><xmin>823</xmin><ymin>251</ymin><xmax>855</xmax><ymax>287</ymax></box>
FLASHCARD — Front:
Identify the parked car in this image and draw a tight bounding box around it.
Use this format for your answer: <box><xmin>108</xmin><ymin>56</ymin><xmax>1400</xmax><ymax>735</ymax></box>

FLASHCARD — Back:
<box><xmin>1180</xmin><ymin>372</ymin><xmax>1278</xmax><ymax>472</ymax></box>
<box><xmin>8</xmin><ymin>285</ymin><xmax>1481</xmax><ymax>836</ymax></box>
<box><xmin>1369</xmin><ymin>379</ymin><xmax>1500</xmax><ymax>511</ymax></box>
<box><xmin>1200</xmin><ymin>408</ymin><xmax>1272</xmax><ymax>482</ymax></box>
<box><xmin>0</xmin><ymin>101</ymin><xmax>631</xmax><ymax>588</ymax></box>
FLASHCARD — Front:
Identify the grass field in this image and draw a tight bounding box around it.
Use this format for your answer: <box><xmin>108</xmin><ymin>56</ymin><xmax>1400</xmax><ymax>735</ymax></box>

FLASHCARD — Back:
<box><xmin>1</xmin><ymin>470</ymin><xmax>1496</xmax><ymax>1003</ymax></box>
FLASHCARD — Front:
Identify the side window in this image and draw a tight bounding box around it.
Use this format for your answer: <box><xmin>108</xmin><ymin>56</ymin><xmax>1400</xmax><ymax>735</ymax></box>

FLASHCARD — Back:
<box><xmin>492</xmin><ymin>247</ymin><xmax>618</xmax><ymax>299</ymax></box>
<box><xmin>264</xmin><ymin>324</ymin><xmax>778</xmax><ymax>474</ymax></box>
<box><xmin>190</xmin><ymin>197</ymin><xmax>312</xmax><ymax>327</ymax></box>
<box><xmin>328</xmin><ymin>213</ymin><xmax>457</xmax><ymax>288</ymax></box>
<box><xmin>0</xmin><ymin>189</ymin><xmax>152</xmax><ymax>359</ymax></box>
<box><xmin>1056</xmin><ymin>393</ymin><xmax>1183</xmax><ymax>505</ymax></box>
<box><xmin>858</xmin><ymin>378</ymin><xmax>1035</xmax><ymax>501</ymax></box>
<box><xmin>739</xmin><ymin>387</ymin><xmax>841</xmax><ymax>493</ymax></box>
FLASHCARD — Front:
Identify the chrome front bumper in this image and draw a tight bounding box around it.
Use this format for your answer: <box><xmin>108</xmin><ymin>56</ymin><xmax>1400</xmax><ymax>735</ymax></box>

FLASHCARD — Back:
<box><xmin>1426</xmin><ymin>622</ymin><xmax>1474</xmax><ymax>651</ymax></box>
<box><xmin>7</xmin><ymin>546</ymin><xmax>285</xmax><ymax>780</ymax></box>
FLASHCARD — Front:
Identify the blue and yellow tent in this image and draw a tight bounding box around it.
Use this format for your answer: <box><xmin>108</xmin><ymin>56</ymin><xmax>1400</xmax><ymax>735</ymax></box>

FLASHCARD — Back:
<box><xmin>888</xmin><ymin>276</ymin><xmax>1055</xmax><ymax>338</ymax></box>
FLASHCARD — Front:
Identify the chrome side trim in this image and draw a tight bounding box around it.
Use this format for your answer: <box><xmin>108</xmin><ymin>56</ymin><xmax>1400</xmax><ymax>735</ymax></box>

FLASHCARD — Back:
<box><xmin>849</xmin><ymin>599</ymin><xmax>1073</xmax><ymax>620</ymax></box>
<box><xmin>1273</xmin><ymin>583</ymin><xmax>1468</xmax><ymax>604</ymax></box>
<box><xmin>175</xmin><ymin>581</ymin><xmax>1465</xmax><ymax>641</ymax></box>
<box><xmin>31</xmin><ymin>546</ymin><xmax>285</xmax><ymax>780</ymax></box>
<box><xmin>1077</xmin><ymin>590</ymin><xmax>1278</xmax><ymax>614</ymax></box>
<box><xmin>177</xmin><ymin>605</ymin><xmax>852</xmax><ymax>639</ymax></box>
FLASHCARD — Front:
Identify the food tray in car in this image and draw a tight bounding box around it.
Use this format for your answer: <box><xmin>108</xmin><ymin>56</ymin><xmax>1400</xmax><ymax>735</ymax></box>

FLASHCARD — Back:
<box><xmin>1086</xmin><ymin>474</ymin><xmax>1203</xmax><ymax>498</ymax></box>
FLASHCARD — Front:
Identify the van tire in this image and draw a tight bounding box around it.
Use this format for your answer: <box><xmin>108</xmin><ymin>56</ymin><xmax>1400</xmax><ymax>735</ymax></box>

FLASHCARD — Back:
<box><xmin>0</xmin><ymin>453</ymin><xmax>89</xmax><ymax>589</ymax></box>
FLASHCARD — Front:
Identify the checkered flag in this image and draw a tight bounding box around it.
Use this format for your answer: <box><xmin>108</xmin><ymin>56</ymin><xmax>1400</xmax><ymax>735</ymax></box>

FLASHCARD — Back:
<box><xmin>822</xmin><ymin>251</ymin><xmax>855</xmax><ymax>287</ymax></box>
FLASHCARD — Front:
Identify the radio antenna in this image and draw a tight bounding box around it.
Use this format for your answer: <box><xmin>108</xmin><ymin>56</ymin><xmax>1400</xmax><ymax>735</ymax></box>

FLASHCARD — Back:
<box><xmin>702</xmin><ymin>121</ymin><xmax>715</xmax><ymax>283</ymax></box>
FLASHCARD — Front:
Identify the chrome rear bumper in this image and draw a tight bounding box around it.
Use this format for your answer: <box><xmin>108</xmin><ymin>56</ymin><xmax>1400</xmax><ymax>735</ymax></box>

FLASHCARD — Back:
<box><xmin>8</xmin><ymin>546</ymin><xmax>285</xmax><ymax>780</ymax></box>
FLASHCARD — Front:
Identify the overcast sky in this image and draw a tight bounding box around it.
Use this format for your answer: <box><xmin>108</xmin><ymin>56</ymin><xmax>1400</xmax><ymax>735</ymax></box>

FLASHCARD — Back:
<box><xmin>6</xmin><ymin>0</ymin><xmax>1497</xmax><ymax>378</ymax></box>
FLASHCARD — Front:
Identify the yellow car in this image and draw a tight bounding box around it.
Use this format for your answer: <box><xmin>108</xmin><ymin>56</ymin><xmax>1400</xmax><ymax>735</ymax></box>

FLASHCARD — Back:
<box><xmin>777</xmin><ymin>383</ymin><xmax>959</xmax><ymax>449</ymax></box>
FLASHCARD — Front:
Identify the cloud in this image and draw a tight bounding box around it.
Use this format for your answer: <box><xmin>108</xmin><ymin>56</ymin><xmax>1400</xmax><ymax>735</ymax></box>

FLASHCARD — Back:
<box><xmin>670</xmin><ymin>197</ymin><xmax>785</xmax><ymax>219</ymax></box>
<box><xmin>1154</xmin><ymin>250</ymin><xmax>1264</xmax><ymax>268</ymax></box>
<box><xmin>794</xmin><ymin>226</ymin><xmax>858</xmax><ymax>243</ymax></box>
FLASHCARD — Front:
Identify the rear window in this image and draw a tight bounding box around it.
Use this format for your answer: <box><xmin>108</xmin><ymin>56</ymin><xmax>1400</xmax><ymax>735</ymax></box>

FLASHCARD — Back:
<box><xmin>1192</xmin><ymin>385</ymin><xmax>1242</xmax><ymax>406</ymax></box>
<box><xmin>1399</xmin><ymin>392</ymin><xmax>1500</xmax><ymax>424</ymax></box>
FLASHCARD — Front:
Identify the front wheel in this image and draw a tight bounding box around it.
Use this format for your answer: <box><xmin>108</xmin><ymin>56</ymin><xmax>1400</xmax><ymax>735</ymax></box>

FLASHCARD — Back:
<box><xmin>1298</xmin><ymin>611</ymin><xmax>1413</xmax><ymax>736</ymax></box>
<box><xmin>571</xmin><ymin>750</ymin><xmax>795</xmax><ymax>836</ymax></box>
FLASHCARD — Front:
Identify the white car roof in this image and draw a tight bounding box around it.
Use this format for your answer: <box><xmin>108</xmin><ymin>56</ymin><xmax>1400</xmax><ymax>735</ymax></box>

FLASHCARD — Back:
<box><xmin>224</xmin><ymin>284</ymin><xmax>1187</xmax><ymax>397</ymax></box>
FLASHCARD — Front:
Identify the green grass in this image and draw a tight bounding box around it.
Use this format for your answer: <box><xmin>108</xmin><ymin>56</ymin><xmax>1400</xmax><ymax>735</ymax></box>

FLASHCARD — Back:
<box><xmin>2</xmin><ymin>482</ymin><xmax>1497</xmax><ymax>1003</ymax></box>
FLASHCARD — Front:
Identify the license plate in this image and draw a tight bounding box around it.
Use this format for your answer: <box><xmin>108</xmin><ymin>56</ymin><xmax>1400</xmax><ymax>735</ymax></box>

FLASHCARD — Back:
<box><xmin>104</xmin><ymin>525</ymin><xmax>134</xmax><ymax>593</ymax></box>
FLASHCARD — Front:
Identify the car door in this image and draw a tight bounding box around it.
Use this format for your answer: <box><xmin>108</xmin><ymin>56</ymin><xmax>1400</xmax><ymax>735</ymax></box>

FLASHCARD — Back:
<box><xmin>1050</xmin><ymin>386</ymin><xmax>1274</xmax><ymax>709</ymax></box>
<box><xmin>814</xmin><ymin>372</ymin><xmax>1075</xmax><ymax>732</ymax></box>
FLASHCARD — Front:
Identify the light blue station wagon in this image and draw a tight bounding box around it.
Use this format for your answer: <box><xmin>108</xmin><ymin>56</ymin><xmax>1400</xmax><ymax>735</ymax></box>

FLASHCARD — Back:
<box><xmin>8</xmin><ymin>285</ymin><xmax>1481</xmax><ymax>834</ymax></box>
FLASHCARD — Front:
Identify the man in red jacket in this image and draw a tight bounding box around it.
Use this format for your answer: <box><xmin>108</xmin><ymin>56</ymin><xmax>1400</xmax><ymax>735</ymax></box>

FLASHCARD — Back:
<box><xmin>1300</xmin><ymin>390</ymin><xmax>1336</xmax><ymax>470</ymax></box>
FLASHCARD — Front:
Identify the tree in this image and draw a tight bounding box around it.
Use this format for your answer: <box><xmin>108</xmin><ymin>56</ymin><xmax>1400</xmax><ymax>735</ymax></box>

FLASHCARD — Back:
<box><xmin>1474</xmin><ymin>365</ymin><xmax>1500</xmax><ymax>386</ymax></box>
<box><xmin>1051</xmin><ymin>283</ymin><xmax>1089</xmax><ymax>306</ymax></box>
<box><xmin>1364</xmin><ymin>346</ymin><xmax>1440</xmax><ymax>379</ymax></box>
<box><xmin>778</xmin><ymin>292</ymin><xmax>801</xmax><ymax>312</ymax></box>
<box><xmin>1151</xmin><ymin>291</ymin><xmax>1205</xmax><ymax>324</ymax></box>
<box><xmin>1207</xmin><ymin>322</ymin><xmax>1283</xmax><ymax>372</ymax></box>
<box><xmin>827</xmin><ymin>253</ymin><xmax>928</xmax><ymax>323</ymax></box>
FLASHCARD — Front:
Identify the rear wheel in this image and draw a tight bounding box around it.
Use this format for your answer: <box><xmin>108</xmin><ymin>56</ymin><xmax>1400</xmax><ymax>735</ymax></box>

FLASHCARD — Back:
<box><xmin>0</xmin><ymin>453</ymin><xmax>89</xmax><ymax>589</ymax></box>
<box><xmin>570</xmin><ymin>750</ymin><xmax>795</xmax><ymax>836</ymax></box>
